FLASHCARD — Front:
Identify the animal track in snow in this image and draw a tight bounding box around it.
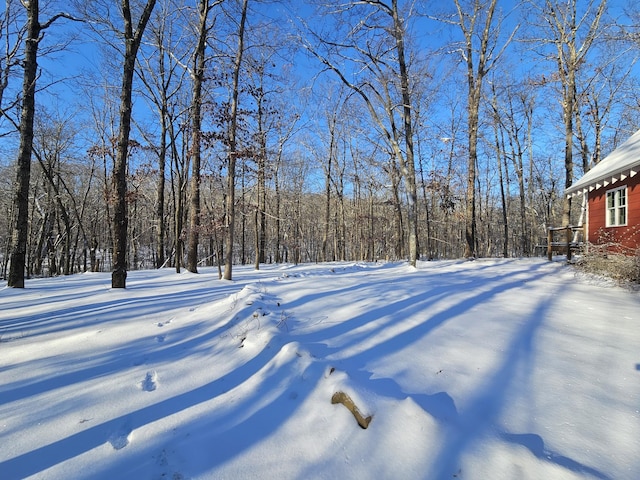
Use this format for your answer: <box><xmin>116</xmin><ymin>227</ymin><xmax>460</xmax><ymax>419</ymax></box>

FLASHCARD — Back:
<box><xmin>156</xmin><ymin>334</ymin><xmax>166</xmax><ymax>343</ymax></box>
<box><xmin>141</xmin><ymin>370</ymin><xmax>158</xmax><ymax>392</ymax></box>
<box><xmin>155</xmin><ymin>448</ymin><xmax>185</xmax><ymax>479</ymax></box>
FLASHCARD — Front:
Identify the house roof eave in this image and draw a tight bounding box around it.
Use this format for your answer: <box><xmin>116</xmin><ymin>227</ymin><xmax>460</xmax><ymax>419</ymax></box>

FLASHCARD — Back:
<box><xmin>566</xmin><ymin>167</ymin><xmax>640</xmax><ymax>198</ymax></box>
<box><xmin>565</xmin><ymin>128</ymin><xmax>640</xmax><ymax>198</ymax></box>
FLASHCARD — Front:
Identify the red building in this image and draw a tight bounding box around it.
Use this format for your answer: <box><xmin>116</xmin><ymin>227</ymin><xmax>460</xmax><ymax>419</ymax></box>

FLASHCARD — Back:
<box><xmin>566</xmin><ymin>129</ymin><xmax>640</xmax><ymax>252</ymax></box>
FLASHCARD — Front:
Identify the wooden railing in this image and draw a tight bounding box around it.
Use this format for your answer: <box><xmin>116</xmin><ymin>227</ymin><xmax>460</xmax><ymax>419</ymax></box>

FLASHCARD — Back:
<box><xmin>546</xmin><ymin>225</ymin><xmax>585</xmax><ymax>261</ymax></box>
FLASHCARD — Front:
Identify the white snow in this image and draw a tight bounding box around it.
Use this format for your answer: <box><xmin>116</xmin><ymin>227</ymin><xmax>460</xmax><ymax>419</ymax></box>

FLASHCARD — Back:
<box><xmin>1</xmin><ymin>258</ymin><xmax>639</xmax><ymax>479</ymax></box>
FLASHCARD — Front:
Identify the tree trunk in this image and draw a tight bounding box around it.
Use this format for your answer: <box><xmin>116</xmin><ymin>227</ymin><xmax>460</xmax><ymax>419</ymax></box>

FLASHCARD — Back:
<box><xmin>8</xmin><ymin>0</ymin><xmax>41</xmax><ymax>288</ymax></box>
<box><xmin>258</xmin><ymin>158</ymin><xmax>266</xmax><ymax>264</ymax></box>
<box><xmin>464</xmin><ymin>109</ymin><xmax>478</xmax><ymax>258</ymax></box>
<box><xmin>36</xmin><ymin>152</ymin><xmax>74</xmax><ymax>274</ymax></box>
<box><xmin>542</xmin><ymin>0</ymin><xmax>606</xmax><ymax>225</ymax></box>
<box><xmin>454</xmin><ymin>0</ymin><xmax>499</xmax><ymax>258</ymax></box>
<box><xmin>490</xmin><ymin>93</ymin><xmax>509</xmax><ymax>258</ymax></box>
<box><xmin>156</xmin><ymin>98</ymin><xmax>167</xmax><ymax>269</ymax></box>
<box><xmin>186</xmin><ymin>0</ymin><xmax>210</xmax><ymax>273</ymax></box>
<box><xmin>389</xmin><ymin>157</ymin><xmax>404</xmax><ymax>259</ymax></box>
<box><xmin>255</xmin><ymin>84</ymin><xmax>267</xmax><ymax>268</ymax></box>
<box><xmin>322</xmin><ymin>114</ymin><xmax>335</xmax><ymax>263</ymax></box>
<box><xmin>112</xmin><ymin>0</ymin><xmax>156</xmax><ymax>288</ymax></box>
<box><xmin>171</xmin><ymin>122</ymin><xmax>186</xmax><ymax>274</ymax></box>
<box><xmin>561</xmin><ymin>65</ymin><xmax>575</xmax><ymax>226</ymax></box>
<box><xmin>223</xmin><ymin>0</ymin><xmax>248</xmax><ymax>280</ymax></box>
<box><xmin>391</xmin><ymin>0</ymin><xmax>419</xmax><ymax>266</ymax></box>
<box><xmin>274</xmin><ymin>151</ymin><xmax>282</xmax><ymax>263</ymax></box>
<box><xmin>336</xmin><ymin>172</ymin><xmax>346</xmax><ymax>261</ymax></box>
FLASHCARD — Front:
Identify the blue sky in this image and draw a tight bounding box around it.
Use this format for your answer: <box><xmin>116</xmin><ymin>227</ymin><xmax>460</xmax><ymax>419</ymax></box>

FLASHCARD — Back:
<box><xmin>2</xmin><ymin>0</ymin><xmax>638</xmax><ymax>178</ymax></box>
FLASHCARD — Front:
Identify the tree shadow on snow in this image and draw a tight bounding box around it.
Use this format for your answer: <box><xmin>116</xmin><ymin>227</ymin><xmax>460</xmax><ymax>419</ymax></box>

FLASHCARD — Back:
<box><xmin>0</xmin><ymin>280</ymin><xmax>242</xmax><ymax>340</ymax></box>
<box><xmin>500</xmin><ymin>432</ymin><xmax>612</xmax><ymax>480</ymax></box>
<box><xmin>0</xmin><ymin>332</ymin><xmax>293</xmax><ymax>479</ymax></box>
<box><xmin>290</xmin><ymin>261</ymin><xmax>550</xmax><ymax>357</ymax></box>
<box><xmin>427</xmin><ymin>281</ymin><xmax>611</xmax><ymax>480</ymax></box>
<box><xmin>0</xmin><ymin>273</ymin><xmax>295</xmax><ymax>478</ymax></box>
<box><xmin>273</xmin><ymin>259</ymin><xmax>607</xmax><ymax>479</ymax></box>
<box><xmin>1</xmin><ymin>260</ymin><xmax>595</xmax><ymax>479</ymax></box>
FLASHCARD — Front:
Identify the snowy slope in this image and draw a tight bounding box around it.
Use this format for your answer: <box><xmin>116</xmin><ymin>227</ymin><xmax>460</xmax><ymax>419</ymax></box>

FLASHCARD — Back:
<box><xmin>1</xmin><ymin>259</ymin><xmax>639</xmax><ymax>479</ymax></box>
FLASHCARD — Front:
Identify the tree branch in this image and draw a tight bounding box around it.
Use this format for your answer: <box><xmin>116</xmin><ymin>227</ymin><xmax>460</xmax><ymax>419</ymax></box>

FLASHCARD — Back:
<box><xmin>40</xmin><ymin>12</ymin><xmax>82</xmax><ymax>30</ymax></box>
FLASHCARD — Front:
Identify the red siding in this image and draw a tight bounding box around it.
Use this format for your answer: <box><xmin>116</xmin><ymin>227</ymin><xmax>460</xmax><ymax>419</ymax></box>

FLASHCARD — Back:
<box><xmin>588</xmin><ymin>174</ymin><xmax>640</xmax><ymax>252</ymax></box>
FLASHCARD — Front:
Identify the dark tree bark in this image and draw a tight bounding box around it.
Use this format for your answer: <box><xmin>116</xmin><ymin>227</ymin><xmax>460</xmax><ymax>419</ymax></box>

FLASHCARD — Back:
<box><xmin>156</xmin><ymin>96</ymin><xmax>167</xmax><ymax>269</ymax></box>
<box><xmin>111</xmin><ymin>0</ymin><xmax>156</xmax><ymax>288</ymax></box>
<box><xmin>257</xmin><ymin>137</ymin><xmax>267</xmax><ymax>266</ymax></box>
<box><xmin>7</xmin><ymin>1</ymin><xmax>40</xmax><ymax>287</ymax></box>
<box><xmin>321</xmin><ymin>107</ymin><xmax>338</xmax><ymax>263</ymax></box>
<box><xmin>169</xmin><ymin>116</ymin><xmax>186</xmax><ymax>273</ymax></box>
<box><xmin>7</xmin><ymin>1</ymin><xmax>75</xmax><ymax>287</ymax></box>
<box><xmin>151</xmin><ymin>45</ymin><xmax>169</xmax><ymax>271</ymax></box>
<box><xmin>186</xmin><ymin>0</ymin><xmax>212</xmax><ymax>273</ymax></box>
<box><xmin>254</xmin><ymin>77</ymin><xmax>269</xmax><ymax>269</ymax></box>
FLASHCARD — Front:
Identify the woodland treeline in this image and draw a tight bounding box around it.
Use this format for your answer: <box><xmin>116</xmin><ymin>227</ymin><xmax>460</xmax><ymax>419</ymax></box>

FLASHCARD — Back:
<box><xmin>1</xmin><ymin>0</ymin><xmax>639</xmax><ymax>287</ymax></box>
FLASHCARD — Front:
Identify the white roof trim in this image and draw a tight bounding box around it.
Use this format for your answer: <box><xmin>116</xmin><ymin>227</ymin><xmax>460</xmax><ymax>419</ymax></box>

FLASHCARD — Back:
<box><xmin>566</xmin><ymin>129</ymin><xmax>640</xmax><ymax>196</ymax></box>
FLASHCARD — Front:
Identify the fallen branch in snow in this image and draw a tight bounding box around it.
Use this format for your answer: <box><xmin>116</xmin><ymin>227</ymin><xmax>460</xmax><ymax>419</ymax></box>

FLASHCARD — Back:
<box><xmin>331</xmin><ymin>391</ymin><xmax>372</xmax><ymax>429</ymax></box>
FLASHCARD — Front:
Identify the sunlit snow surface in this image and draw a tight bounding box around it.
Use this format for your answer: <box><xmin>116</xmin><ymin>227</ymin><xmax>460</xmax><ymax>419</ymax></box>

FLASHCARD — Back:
<box><xmin>1</xmin><ymin>259</ymin><xmax>639</xmax><ymax>479</ymax></box>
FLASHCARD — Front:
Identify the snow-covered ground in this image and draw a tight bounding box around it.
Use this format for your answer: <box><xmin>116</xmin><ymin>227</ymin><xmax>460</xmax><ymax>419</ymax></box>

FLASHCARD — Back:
<box><xmin>1</xmin><ymin>258</ymin><xmax>639</xmax><ymax>480</ymax></box>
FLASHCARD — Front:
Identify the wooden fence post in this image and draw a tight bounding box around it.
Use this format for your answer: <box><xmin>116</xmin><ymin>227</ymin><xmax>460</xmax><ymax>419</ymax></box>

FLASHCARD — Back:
<box><xmin>547</xmin><ymin>228</ymin><xmax>553</xmax><ymax>261</ymax></box>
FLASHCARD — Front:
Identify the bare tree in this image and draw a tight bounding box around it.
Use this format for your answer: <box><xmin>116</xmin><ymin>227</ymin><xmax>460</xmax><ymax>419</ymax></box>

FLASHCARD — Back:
<box><xmin>187</xmin><ymin>0</ymin><xmax>217</xmax><ymax>273</ymax></box>
<box><xmin>110</xmin><ymin>0</ymin><xmax>156</xmax><ymax>288</ymax></box>
<box><xmin>169</xmin><ymin>104</ymin><xmax>190</xmax><ymax>273</ymax></box>
<box><xmin>490</xmin><ymin>93</ymin><xmax>509</xmax><ymax>257</ymax></box>
<box><xmin>305</xmin><ymin>0</ymin><xmax>420</xmax><ymax>266</ymax></box>
<box><xmin>245</xmin><ymin>45</ymin><xmax>284</xmax><ymax>269</ymax></box>
<box><xmin>137</xmin><ymin>1</ymin><xmax>190</xmax><ymax>270</ymax></box>
<box><xmin>270</xmin><ymin>102</ymin><xmax>301</xmax><ymax>265</ymax></box>
<box><xmin>528</xmin><ymin>0</ymin><xmax>606</xmax><ymax>226</ymax></box>
<box><xmin>0</xmin><ymin>1</ymin><xmax>27</xmax><ymax>134</ymax></box>
<box><xmin>323</xmin><ymin>113</ymin><xmax>337</xmax><ymax>263</ymax></box>
<box><xmin>575</xmin><ymin>47</ymin><xmax>636</xmax><ymax>172</ymax></box>
<box><xmin>389</xmin><ymin>0</ymin><xmax>419</xmax><ymax>265</ymax></box>
<box><xmin>31</xmin><ymin>111</ymin><xmax>88</xmax><ymax>276</ymax></box>
<box><xmin>223</xmin><ymin>0</ymin><xmax>248</xmax><ymax>281</ymax></box>
<box><xmin>7</xmin><ymin>1</ymin><xmax>77</xmax><ymax>287</ymax></box>
<box><xmin>489</xmin><ymin>75</ymin><xmax>536</xmax><ymax>256</ymax></box>
<box><xmin>451</xmin><ymin>0</ymin><xmax>515</xmax><ymax>258</ymax></box>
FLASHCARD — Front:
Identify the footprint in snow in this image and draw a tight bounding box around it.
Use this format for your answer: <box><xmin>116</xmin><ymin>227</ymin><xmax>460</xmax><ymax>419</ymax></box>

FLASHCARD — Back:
<box><xmin>108</xmin><ymin>421</ymin><xmax>132</xmax><ymax>450</ymax></box>
<box><xmin>141</xmin><ymin>371</ymin><xmax>158</xmax><ymax>392</ymax></box>
<box><xmin>156</xmin><ymin>334</ymin><xmax>166</xmax><ymax>343</ymax></box>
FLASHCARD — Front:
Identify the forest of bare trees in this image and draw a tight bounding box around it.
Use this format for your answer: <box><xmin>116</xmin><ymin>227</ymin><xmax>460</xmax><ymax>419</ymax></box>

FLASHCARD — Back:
<box><xmin>1</xmin><ymin>0</ymin><xmax>639</xmax><ymax>287</ymax></box>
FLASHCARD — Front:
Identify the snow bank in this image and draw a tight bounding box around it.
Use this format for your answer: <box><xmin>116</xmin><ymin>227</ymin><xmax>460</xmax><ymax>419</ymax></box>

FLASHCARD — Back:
<box><xmin>1</xmin><ymin>259</ymin><xmax>638</xmax><ymax>479</ymax></box>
